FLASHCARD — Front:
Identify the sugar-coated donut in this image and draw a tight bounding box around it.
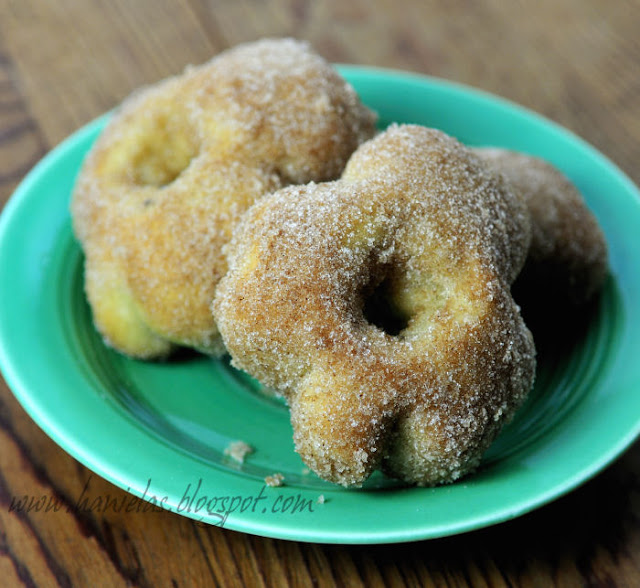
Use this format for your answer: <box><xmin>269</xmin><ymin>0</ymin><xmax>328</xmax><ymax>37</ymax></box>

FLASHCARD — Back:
<box><xmin>213</xmin><ymin>125</ymin><xmax>536</xmax><ymax>487</ymax></box>
<box><xmin>475</xmin><ymin>148</ymin><xmax>608</xmax><ymax>311</ymax></box>
<box><xmin>71</xmin><ymin>38</ymin><xmax>377</xmax><ymax>358</ymax></box>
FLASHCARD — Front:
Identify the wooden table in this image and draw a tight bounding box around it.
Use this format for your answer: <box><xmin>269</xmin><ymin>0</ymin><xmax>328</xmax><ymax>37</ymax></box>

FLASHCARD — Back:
<box><xmin>1</xmin><ymin>1</ymin><xmax>639</xmax><ymax>586</ymax></box>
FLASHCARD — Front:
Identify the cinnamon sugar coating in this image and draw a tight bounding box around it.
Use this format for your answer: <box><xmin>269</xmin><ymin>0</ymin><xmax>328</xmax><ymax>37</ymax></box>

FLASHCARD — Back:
<box><xmin>213</xmin><ymin>125</ymin><xmax>536</xmax><ymax>486</ymax></box>
<box><xmin>475</xmin><ymin>148</ymin><xmax>608</xmax><ymax>309</ymax></box>
<box><xmin>71</xmin><ymin>38</ymin><xmax>376</xmax><ymax>358</ymax></box>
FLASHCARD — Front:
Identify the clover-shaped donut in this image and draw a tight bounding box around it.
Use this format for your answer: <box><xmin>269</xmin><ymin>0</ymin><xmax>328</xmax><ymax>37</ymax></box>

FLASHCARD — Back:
<box><xmin>213</xmin><ymin>124</ymin><xmax>536</xmax><ymax>486</ymax></box>
<box><xmin>71</xmin><ymin>39</ymin><xmax>376</xmax><ymax>358</ymax></box>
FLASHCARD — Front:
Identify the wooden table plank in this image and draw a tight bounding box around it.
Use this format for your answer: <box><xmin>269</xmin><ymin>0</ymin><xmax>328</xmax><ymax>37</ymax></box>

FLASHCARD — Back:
<box><xmin>0</xmin><ymin>0</ymin><xmax>219</xmax><ymax>147</ymax></box>
<box><xmin>0</xmin><ymin>46</ymin><xmax>47</xmax><ymax>204</ymax></box>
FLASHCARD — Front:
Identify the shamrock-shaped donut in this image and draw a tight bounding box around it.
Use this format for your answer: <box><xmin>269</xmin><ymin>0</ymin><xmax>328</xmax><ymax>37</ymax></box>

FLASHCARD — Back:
<box><xmin>71</xmin><ymin>39</ymin><xmax>376</xmax><ymax>358</ymax></box>
<box><xmin>213</xmin><ymin>124</ymin><xmax>536</xmax><ymax>486</ymax></box>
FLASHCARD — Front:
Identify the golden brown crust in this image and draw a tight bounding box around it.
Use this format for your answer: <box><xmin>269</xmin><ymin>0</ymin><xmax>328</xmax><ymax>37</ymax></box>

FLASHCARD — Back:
<box><xmin>475</xmin><ymin>148</ymin><xmax>608</xmax><ymax>309</ymax></box>
<box><xmin>71</xmin><ymin>38</ymin><xmax>377</xmax><ymax>358</ymax></box>
<box><xmin>213</xmin><ymin>125</ymin><xmax>536</xmax><ymax>486</ymax></box>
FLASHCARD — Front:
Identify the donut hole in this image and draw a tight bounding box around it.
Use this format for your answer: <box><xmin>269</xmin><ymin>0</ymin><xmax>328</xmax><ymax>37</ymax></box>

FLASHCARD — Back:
<box><xmin>130</xmin><ymin>113</ymin><xmax>199</xmax><ymax>187</ymax></box>
<box><xmin>362</xmin><ymin>276</ymin><xmax>411</xmax><ymax>337</ymax></box>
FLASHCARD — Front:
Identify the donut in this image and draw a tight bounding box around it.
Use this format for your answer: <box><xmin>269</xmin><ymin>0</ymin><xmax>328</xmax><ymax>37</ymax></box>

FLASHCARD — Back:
<box><xmin>475</xmin><ymin>148</ymin><xmax>608</xmax><ymax>315</ymax></box>
<box><xmin>213</xmin><ymin>125</ymin><xmax>536</xmax><ymax>487</ymax></box>
<box><xmin>71</xmin><ymin>38</ymin><xmax>377</xmax><ymax>358</ymax></box>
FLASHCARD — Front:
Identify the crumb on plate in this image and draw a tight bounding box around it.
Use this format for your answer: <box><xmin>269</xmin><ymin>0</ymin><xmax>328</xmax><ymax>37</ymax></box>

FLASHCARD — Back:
<box><xmin>265</xmin><ymin>473</ymin><xmax>285</xmax><ymax>487</ymax></box>
<box><xmin>224</xmin><ymin>440</ymin><xmax>254</xmax><ymax>463</ymax></box>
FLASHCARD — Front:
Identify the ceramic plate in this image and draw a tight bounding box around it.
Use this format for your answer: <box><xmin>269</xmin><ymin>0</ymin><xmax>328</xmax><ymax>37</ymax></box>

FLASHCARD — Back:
<box><xmin>1</xmin><ymin>66</ymin><xmax>639</xmax><ymax>544</ymax></box>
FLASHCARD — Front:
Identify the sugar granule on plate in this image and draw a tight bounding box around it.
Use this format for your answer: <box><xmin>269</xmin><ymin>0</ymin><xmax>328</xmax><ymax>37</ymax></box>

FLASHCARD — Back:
<box><xmin>224</xmin><ymin>440</ymin><xmax>254</xmax><ymax>463</ymax></box>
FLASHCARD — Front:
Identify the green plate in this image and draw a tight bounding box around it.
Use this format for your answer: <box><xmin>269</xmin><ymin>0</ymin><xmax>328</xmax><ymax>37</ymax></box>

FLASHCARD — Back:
<box><xmin>1</xmin><ymin>66</ymin><xmax>639</xmax><ymax>544</ymax></box>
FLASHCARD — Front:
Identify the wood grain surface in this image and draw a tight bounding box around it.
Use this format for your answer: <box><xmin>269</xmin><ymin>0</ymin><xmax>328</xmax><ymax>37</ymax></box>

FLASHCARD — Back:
<box><xmin>1</xmin><ymin>1</ymin><xmax>639</xmax><ymax>586</ymax></box>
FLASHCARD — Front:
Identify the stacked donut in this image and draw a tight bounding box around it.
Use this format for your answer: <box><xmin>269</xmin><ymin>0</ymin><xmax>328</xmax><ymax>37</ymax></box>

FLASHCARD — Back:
<box><xmin>72</xmin><ymin>40</ymin><xmax>607</xmax><ymax>487</ymax></box>
<box><xmin>475</xmin><ymin>148</ymin><xmax>608</xmax><ymax>329</ymax></box>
